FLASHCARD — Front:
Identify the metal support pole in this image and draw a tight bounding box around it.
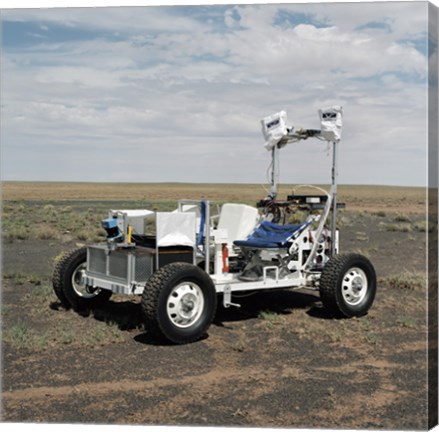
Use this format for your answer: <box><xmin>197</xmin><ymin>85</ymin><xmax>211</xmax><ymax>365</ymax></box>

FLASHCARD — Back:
<box><xmin>269</xmin><ymin>145</ymin><xmax>280</xmax><ymax>199</ymax></box>
<box><xmin>204</xmin><ymin>202</ymin><xmax>210</xmax><ymax>274</ymax></box>
<box><xmin>330</xmin><ymin>141</ymin><xmax>338</xmax><ymax>256</ymax></box>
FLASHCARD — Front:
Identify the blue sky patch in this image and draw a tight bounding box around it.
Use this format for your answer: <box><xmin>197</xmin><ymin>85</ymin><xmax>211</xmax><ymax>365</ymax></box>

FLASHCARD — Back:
<box><xmin>398</xmin><ymin>33</ymin><xmax>428</xmax><ymax>57</ymax></box>
<box><xmin>2</xmin><ymin>20</ymin><xmax>108</xmax><ymax>49</ymax></box>
<box><xmin>274</xmin><ymin>9</ymin><xmax>329</xmax><ymax>30</ymax></box>
<box><xmin>356</xmin><ymin>20</ymin><xmax>392</xmax><ymax>33</ymax></box>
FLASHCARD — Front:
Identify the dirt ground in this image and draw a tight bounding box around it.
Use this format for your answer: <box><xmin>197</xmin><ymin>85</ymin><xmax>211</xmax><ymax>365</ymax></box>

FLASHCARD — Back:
<box><xmin>0</xmin><ymin>187</ymin><xmax>435</xmax><ymax>430</ymax></box>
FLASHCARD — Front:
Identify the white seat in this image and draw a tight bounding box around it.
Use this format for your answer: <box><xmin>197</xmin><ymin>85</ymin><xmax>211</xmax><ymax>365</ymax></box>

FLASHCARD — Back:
<box><xmin>216</xmin><ymin>203</ymin><xmax>260</xmax><ymax>255</ymax></box>
<box><xmin>173</xmin><ymin>204</ymin><xmax>201</xmax><ymax>228</ymax></box>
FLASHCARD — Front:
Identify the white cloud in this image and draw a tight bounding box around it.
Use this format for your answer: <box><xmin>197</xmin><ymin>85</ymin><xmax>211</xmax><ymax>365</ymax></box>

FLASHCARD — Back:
<box><xmin>1</xmin><ymin>2</ymin><xmax>431</xmax><ymax>186</ymax></box>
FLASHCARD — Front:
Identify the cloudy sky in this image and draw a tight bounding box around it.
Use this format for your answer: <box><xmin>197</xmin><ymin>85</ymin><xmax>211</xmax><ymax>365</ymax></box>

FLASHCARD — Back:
<box><xmin>1</xmin><ymin>1</ymin><xmax>435</xmax><ymax>187</ymax></box>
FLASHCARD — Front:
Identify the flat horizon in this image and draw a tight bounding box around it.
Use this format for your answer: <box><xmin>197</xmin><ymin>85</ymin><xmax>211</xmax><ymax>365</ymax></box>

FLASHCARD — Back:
<box><xmin>1</xmin><ymin>180</ymin><xmax>428</xmax><ymax>189</ymax></box>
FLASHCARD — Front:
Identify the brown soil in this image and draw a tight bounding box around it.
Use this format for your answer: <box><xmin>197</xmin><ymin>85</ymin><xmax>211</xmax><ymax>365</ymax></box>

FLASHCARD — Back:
<box><xmin>1</xmin><ymin>194</ymin><xmax>433</xmax><ymax>429</ymax></box>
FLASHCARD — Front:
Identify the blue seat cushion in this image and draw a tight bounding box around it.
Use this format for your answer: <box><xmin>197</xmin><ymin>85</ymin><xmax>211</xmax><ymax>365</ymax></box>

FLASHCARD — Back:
<box><xmin>233</xmin><ymin>220</ymin><xmax>304</xmax><ymax>249</ymax></box>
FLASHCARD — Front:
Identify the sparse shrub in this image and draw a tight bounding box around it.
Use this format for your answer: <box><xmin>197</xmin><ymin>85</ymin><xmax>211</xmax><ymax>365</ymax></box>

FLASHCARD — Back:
<box><xmin>84</xmin><ymin>322</ymin><xmax>115</xmax><ymax>346</ymax></box>
<box><xmin>329</xmin><ymin>331</ymin><xmax>343</xmax><ymax>343</ymax></box>
<box><xmin>360</xmin><ymin>317</ymin><xmax>372</xmax><ymax>331</ymax></box>
<box><xmin>29</xmin><ymin>284</ymin><xmax>54</xmax><ymax>303</ymax></box>
<box><xmin>72</xmin><ymin>227</ymin><xmax>107</xmax><ymax>242</ymax></box>
<box><xmin>339</xmin><ymin>216</ymin><xmax>353</xmax><ymax>228</ymax></box>
<box><xmin>96</xmin><ymin>228</ymin><xmax>107</xmax><ymax>238</ymax></box>
<box><xmin>382</xmin><ymin>223</ymin><xmax>412</xmax><ymax>233</ymax></box>
<box><xmin>34</xmin><ymin>333</ymin><xmax>50</xmax><ymax>352</ymax></box>
<box><xmin>259</xmin><ymin>310</ymin><xmax>286</xmax><ymax>328</ymax></box>
<box><xmin>84</xmin><ymin>329</ymin><xmax>105</xmax><ymax>346</ymax></box>
<box><xmin>3</xmin><ymin>270</ymin><xmax>28</xmax><ymax>285</ymax></box>
<box><xmin>61</xmin><ymin>206</ymin><xmax>73</xmax><ymax>213</ymax></box>
<box><xmin>4</xmin><ymin>226</ymin><xmax>29</xmax><ymax>241</ymax></box>
<box><xmin>42</xmin><ymin>204</ymin><xmax>58</xmax><ymax>222</ymax></box>
<box><xmin>6</xmin><ymin>322</ymin><xmax>30</xmax><ymax>349</ymax></box>
<box><xmin>60</xmin><ymin>329</ymin><xmax>76</xmax><ymax>345</ymax></box>
<box><xmin>380</xmin><ymin>272</ymin><xmax>426</xmax><ymax>291</ymax></box>
<box><xmin>87</xmin><ymin>228</ymin><xmax>107</xmax><ymax>243</ymax></box>
<box><xmin>233</xmin><ymin>331</ymin><xmax>249</xmax><ymax>352</ymax></box>
<box><xmin>413</xmin><ymin>220</ymin><xmax>435</xmax><ymax>233</ymax></box>
<box><xmin>394</xmin><ymin>214</ymin><xmax>411</xmax><ymax>223</ymax></box>
<box><xmin>4</xmin><ymin>322</ymin><xmax>50</xmax><ymax>352</ymax></box>
<box><xmin>106</xmin><ymin>322</ymin><xmax>125</xmax><ymax>342</ymax></box>
<box><xmin>364</xmin><ymin>331</ymin><xmax>379</xmax><ymax>345</ymax></box>
<box><xmin>76</xmin><ymin>230</ymin><xmax>89</xmax><ymax>241</ymax></box>
<box><xmin>35</xmin><ymin>226</ymin><xmax>59</xmax><ymax>240</ymax></box>
<box><xmin>28</xmin><ymin>274</ymin><xmax>43</xmax><ymax>286</ymax></box>
<box><xmin>397</xmin><ymin>315</ymin><xmax>418</xmax><ymax>328</ymax></box>
<box><xmin>356</xmin><ymin>232</ymin><xmax>369</xmax><ymax>242</ymax></box>
<box><xmin>374</xmin><ymin>211</ymin><xmax>386</xmax><ymax>217</ymax></box>
<box><xmin>1</xmin><ymin>304</ymin><xmax>9</xmax><ymax>317</ymax></box>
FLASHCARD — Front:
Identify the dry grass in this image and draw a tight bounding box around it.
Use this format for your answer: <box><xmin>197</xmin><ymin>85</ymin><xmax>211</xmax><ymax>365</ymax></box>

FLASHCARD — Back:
<box><xmin>2</xmin><ymin>182</ymin><xmax>426</xmax><ymax>214</ymax></box>
<box><xmin>382</xmin><ymin>223</ymin><xmax>412</xmax><ymax>233</ymax></box>
<box><xmin>380</xmin><ymin>272</ymin><xmax>426</xmax><ymax>291</ymax></box>
<box><xmin>2</xmin><ymin>283</ymin><xmax>127</xmax><ymax>351</ymax></box>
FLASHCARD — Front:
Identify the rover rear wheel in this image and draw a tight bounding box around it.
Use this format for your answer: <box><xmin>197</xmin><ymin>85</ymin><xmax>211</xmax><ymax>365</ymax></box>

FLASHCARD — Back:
<box><xmin>52</xmin><ymin>247</ymin><xmax>111</xmax><ymax>311</ymax></box>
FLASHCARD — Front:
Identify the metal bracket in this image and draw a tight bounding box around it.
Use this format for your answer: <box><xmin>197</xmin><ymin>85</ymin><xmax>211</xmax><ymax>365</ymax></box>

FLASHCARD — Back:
<box><xmin>223</xmin><ymin>284</ymin><xmax>241</xmax><ymax>309</ymax></box>
<box><xmin>263</xmin><ymin>266</ymin><xmax>279</xmax><ymax>283</ymax></box>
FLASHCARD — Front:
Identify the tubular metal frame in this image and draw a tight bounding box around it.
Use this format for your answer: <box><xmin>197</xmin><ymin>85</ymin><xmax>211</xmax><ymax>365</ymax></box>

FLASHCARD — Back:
<box><xmin>268</xmin><ymin>129</ymin><xmax>340</xmax><ymax>261</ymax></box>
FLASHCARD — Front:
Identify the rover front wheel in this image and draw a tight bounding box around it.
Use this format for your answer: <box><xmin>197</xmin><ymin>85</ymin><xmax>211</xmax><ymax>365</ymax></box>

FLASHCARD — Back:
<box><xmin>141</xmin><ymin>262</ymin><xmax>217</xmax><ymax>344</ymax></box>
<box><xmin>319</xmin><ymin>253</ymin><xmax>376</xmax><ymax>318</ymax></box>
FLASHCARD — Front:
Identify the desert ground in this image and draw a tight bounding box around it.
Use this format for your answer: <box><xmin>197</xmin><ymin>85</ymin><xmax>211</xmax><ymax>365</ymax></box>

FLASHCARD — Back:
<box><xmin>1</xmin><ymin>182</ymin><xmax>436</xmax><ymax>429</ymax></box>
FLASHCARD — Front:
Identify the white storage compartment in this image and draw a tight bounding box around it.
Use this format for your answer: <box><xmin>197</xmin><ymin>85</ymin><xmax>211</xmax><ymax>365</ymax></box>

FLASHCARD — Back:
<box><xmin>109</xmin><ymin>209</ymin><xmax>154</xmax><ymax>235</ymax></box>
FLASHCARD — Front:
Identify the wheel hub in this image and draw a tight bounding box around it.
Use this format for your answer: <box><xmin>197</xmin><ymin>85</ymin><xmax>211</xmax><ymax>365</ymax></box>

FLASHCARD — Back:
<box><xmin>180</xmin><ymin>294</ymin><xmax>196</xmax><ymax>315</ymax></box>
<box><xmin>341</xmin><ymin>267</ymin><xmax>368</xmax><ymax>306</ymax></box>
<box><xmin>167</xmin><ymin>283</ymin><xmax>204</xmax><ymax>328</ymax></box>
<box><xmin>351</xmin><ymin>276</ymin><xmax>363</xmax><ymax>292</ymax></box>
<box><xmin>71</xmin><ymin>263</ymin><xmax>101</xmax><ymax>299</ymax></box>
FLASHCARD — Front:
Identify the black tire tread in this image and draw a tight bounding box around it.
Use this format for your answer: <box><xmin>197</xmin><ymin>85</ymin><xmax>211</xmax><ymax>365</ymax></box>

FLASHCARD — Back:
<box><xmin>52</xmin><ymin>248</ymin><xmax>84</xmax><ymax>309</ymax></box>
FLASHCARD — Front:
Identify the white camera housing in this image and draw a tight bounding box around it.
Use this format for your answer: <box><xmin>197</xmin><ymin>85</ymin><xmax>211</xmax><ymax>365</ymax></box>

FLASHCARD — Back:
<box><xmin>261</xmin><ymin>111</ymin><xmax>289</xmax><ymax>150</ymax></box>
<box><xmin>319</xmin><ymin>106</ymin><xmax>343</xmax><ymax>142</ymax></box>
